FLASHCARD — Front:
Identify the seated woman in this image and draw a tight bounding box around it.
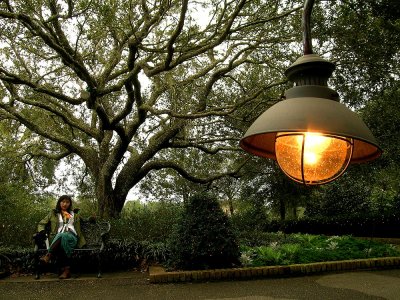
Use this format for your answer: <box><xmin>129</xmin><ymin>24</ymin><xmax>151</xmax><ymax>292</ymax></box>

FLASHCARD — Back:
<box><xmin>37</xmin><ymin>195</ymin><xmax>86</xmax><ymax>279</ymax></box>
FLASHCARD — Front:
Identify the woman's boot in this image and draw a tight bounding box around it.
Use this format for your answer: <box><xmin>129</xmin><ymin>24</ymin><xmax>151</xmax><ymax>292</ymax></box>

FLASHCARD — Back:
<box><xmin>59</xmin><ymin>266</ymin><xmax>71</xmax><ymax>279</ymax></box>
<box><xmin>39</xmin><ymin>253</ymin><xmax>52</xmax><ymax>264</ymax></box>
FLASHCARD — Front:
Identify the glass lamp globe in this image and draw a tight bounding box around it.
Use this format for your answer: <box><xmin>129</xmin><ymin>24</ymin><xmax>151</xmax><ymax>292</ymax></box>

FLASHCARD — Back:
<box><xmin>275</xmin><ymin>132</ymin><xmax>353</xmax><ymax>184</ymax></box>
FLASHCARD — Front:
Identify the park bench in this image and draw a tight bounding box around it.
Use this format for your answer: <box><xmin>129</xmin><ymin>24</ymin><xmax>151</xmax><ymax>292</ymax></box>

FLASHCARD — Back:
<box><xmin>33</xmin><ymin>218</ymin><xmax>111</xmax><ymax>279</ymax></box>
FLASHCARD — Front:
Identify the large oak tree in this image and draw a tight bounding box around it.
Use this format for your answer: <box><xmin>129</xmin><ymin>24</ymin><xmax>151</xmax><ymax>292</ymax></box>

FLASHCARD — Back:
<box><xmin>0</xmin><ymin>0</ymin><xmax>303</xmax><ymax>217</ymax></box>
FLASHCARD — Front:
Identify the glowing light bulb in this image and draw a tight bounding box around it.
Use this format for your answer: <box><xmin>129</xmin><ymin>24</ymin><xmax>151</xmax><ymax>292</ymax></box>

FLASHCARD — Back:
<box><xmin>304</xmin><ymin>152</ymin><xmax>318</xmax><ymax>165</ymax></box>
<box><xmin>275</xmin><ymin>132</ymin><xmax>353</xmax><ymax>185</ymax></box>
<box><xmin>303</xmin><ymin>133</ymin><xmax>332</xmax><ymax>165</ymax></box>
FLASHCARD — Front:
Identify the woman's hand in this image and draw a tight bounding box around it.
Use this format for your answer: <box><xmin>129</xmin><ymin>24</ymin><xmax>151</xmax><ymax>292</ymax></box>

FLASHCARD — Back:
<box><xmin>62</xmin><ymin>211</ymin><xmax>72</xmax><ymax>220</ymax></box>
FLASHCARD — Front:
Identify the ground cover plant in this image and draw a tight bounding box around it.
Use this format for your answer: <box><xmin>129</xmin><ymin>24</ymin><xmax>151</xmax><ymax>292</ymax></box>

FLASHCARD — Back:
<box><xmin>239</xmin><ymin>232</ymin><xmax>400</xmax><ymax>267</ymax></box>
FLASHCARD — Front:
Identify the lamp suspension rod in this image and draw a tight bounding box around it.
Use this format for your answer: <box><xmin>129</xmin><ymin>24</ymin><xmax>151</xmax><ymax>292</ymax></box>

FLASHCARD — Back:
<box><xmin>302</xmin><ymin>0</ymin><xmax>315</xmax><ymax>55</ymax></box>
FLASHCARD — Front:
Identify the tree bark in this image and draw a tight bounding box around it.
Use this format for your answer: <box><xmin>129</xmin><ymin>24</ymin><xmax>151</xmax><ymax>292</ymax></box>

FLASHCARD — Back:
<box><xmin>95</xmin><ymin>176</ymin><xmax>126</xmax><ymax>219</ymax></box>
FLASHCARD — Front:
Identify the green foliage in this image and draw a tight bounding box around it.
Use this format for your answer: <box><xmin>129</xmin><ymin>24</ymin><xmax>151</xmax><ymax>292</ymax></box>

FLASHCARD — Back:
<box><xmin>258</xmin><ymin>214</ymin><xmax>400</xmax><ymax>238</ymax></box>
<box><xmin>140</xmin><ymin>241</ymin><xmax>170</xmax><ymax>263</ymax></box>
<box><xmin>0</xmin><ymin>188</ymin><xmax>53</xmax><ymax>247</ymax></box>
<box><xmin>0</xmin><ymin>246</ymin><xmax>36</xmax><ymax>274</ymax></box>
<box><xmin>75</xmin><ymin>195</ymin><xmax>98</xmax><ymax>218</ymax></box>
<box><xmin>231</xmin><ymin>202</ymin><xmax>270</xmax><ymax>233</ymax></box>
<box><xmin>168</xmin><ymin>192</ymin><xmax>240</xmax><ymax>270</ymax></box>
<box><xmin>252</xmin><ymin>246</ymin><xmax>283</xmax><ymax>266</ymax></box>
<box><xmin>305</xmin><ymin>172</ymin><xmax>374</xmax><ymax>218</ymax></box>
<box><xmin>110</xmin><ymin>200</ymin><xmax>182</xmax><ymax>242</ymax></box>
<box><xmin>240</xmin><ymin>234</ymin><xmax>400</xmax><ymax>267</ymax></box>
<box><xmin>313</xmin><ymin>0</ymin><xmax>400</xmax><ymax>107</ymax></box>
<box><xmin>101</xmin><ymin>239</ymin><xmax>168</xmax><ymax>271</ymax></box>
<box><xmin>0</xmin><ymin>120</ymin><xmax>57</xmax><ymax>190</ymax></box>
<box><xmin>0</xmin><ymin>119</ymin><xmax>56</xmax><ymax>248</ymax></box>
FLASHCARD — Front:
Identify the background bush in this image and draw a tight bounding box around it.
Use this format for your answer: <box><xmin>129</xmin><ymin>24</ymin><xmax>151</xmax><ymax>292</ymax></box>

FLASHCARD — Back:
<box><xmin>0</xmin><ymin>191</ymin><xmax>52</xmax><ymax>248</ymax></box>
<box><xmin>110</xmin><ymin>200</ymin><xmax>182</xmax><ymax>242</ymax></box>
<box><xmin>262</xmin><ymin>214</ymin><xmax>400</xmax><ymax>238</ymax></box>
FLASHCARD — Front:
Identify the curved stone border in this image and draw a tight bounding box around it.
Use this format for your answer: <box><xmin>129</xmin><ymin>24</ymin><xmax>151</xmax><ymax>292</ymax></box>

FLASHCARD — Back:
<box><xmin>149</xmin><ymin>256</ymin><xmax>400</xmax><ymax>283</ymax></box>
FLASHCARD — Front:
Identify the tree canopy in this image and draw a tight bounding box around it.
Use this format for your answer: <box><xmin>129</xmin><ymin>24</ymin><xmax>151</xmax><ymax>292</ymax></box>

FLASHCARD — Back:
<box><xmin>0</xmin><ymin>0</ymin><xmax>398</xmax><ymax>218</ymax></box>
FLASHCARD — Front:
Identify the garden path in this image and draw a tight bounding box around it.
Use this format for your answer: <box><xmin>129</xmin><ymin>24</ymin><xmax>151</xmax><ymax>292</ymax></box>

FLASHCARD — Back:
<box><xmin>1</xmin><ymin>269</ymin><xmax>400</xmax><ymax>299</ymax></box>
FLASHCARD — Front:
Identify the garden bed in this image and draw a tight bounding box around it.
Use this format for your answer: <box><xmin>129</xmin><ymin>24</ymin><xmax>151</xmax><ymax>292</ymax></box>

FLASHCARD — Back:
<box><xmin>239</xmin><ymin>233</ymin><xmax>400</xmax><ymax>267</ymax></box>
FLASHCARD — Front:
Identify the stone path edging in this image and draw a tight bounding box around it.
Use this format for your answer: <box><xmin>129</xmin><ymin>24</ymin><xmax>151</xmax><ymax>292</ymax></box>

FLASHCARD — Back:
<box><xmin>149</xmin><ymin>256</ymin><xmax>400</xmax><ymax>283</ymax></box>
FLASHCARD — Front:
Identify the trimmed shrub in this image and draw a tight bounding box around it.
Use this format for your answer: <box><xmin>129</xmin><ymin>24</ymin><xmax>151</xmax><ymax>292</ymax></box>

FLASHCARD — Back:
<box><xmin>168</xmin><ymin>192</ymin><xmax>240</xmax><ymax>270</ymax></box>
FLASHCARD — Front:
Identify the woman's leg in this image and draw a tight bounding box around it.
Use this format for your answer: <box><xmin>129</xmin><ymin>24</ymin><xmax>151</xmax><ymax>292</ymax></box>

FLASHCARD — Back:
<box><xmin>58</xmin><ymin>232</ymin><xmax>77</xmax><ymax>279</ymax></box>
<box><xmin>58</xmin><ymin>250</ymin><xmax>72</xmax><ymax>279</ymax></box>
<box><xmin>40</xmin><ymin>235</ymin><xmax>62</xmax><ymax>263</ymax></box>
<box><xmin>41</xmin><ymin>232</ymin><xmax>76</xmax><ymax>279</ymax></box>
<box><xmin>49</xmin><ymin>238</ymin><xmax>62</xmax><ymax>253</ymax></box>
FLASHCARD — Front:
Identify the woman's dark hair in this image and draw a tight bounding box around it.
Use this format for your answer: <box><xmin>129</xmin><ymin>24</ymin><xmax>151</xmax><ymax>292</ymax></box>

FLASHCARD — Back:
<box><xmin>55</xmin><ymin>195</ymin><xmax>73</xmax><ymax>213</ymax></box>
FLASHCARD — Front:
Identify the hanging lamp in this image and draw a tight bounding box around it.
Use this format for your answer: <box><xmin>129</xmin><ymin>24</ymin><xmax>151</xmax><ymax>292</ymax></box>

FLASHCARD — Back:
<box><xmin>239</xmin><ymin>0</ymin><xmax>382</xmax><ymax>185</ymax></box>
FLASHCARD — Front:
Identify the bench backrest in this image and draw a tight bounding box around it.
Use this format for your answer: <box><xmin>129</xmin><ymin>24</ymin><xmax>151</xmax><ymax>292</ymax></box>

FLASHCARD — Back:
<box><xmin>80</xmin><ymin>220</ymin><xmax>111</xmax><ymax>249</ymax></box>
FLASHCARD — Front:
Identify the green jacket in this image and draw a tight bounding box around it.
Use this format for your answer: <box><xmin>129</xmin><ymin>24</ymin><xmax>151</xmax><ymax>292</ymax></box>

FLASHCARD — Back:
<box><xmin>37</xmin><ymin>210</ymin><xmax>87</xmax><ymax>248</ymax></box>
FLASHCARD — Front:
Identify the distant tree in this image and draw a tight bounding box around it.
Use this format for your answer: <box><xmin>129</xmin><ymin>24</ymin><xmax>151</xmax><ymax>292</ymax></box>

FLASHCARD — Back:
<box><xmin>313</xmin><ymin>0</ymin><xmax>400</xmax><ymax>107</ymax></box>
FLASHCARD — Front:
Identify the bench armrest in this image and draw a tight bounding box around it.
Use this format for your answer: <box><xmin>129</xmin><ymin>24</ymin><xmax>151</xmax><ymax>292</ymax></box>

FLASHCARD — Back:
<box><xmin>33</xmin><ymin>231</ymin><xmax>49</xmax><ymax>251</ymax></box>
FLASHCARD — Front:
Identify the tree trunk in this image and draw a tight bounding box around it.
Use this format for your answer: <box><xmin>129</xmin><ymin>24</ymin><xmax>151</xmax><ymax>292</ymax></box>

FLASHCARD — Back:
<box><xmin>96</xmin><ymin>179</ymin><xmax>126</xmax><ymax>219</ymax></box>
<box><xmin>228</xmin><ymin>198</ymin><xmax>235</xmax><ymax>216</ymax></box>
<box><xmin>98</xmin><ymin>194</ymin><xmax>119</xmax><ymax>219</ymax></box>
<box><xmin>279</xmin><ymin>197</ymin><xmax>286</xmax><ymax>221</ymax></box>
